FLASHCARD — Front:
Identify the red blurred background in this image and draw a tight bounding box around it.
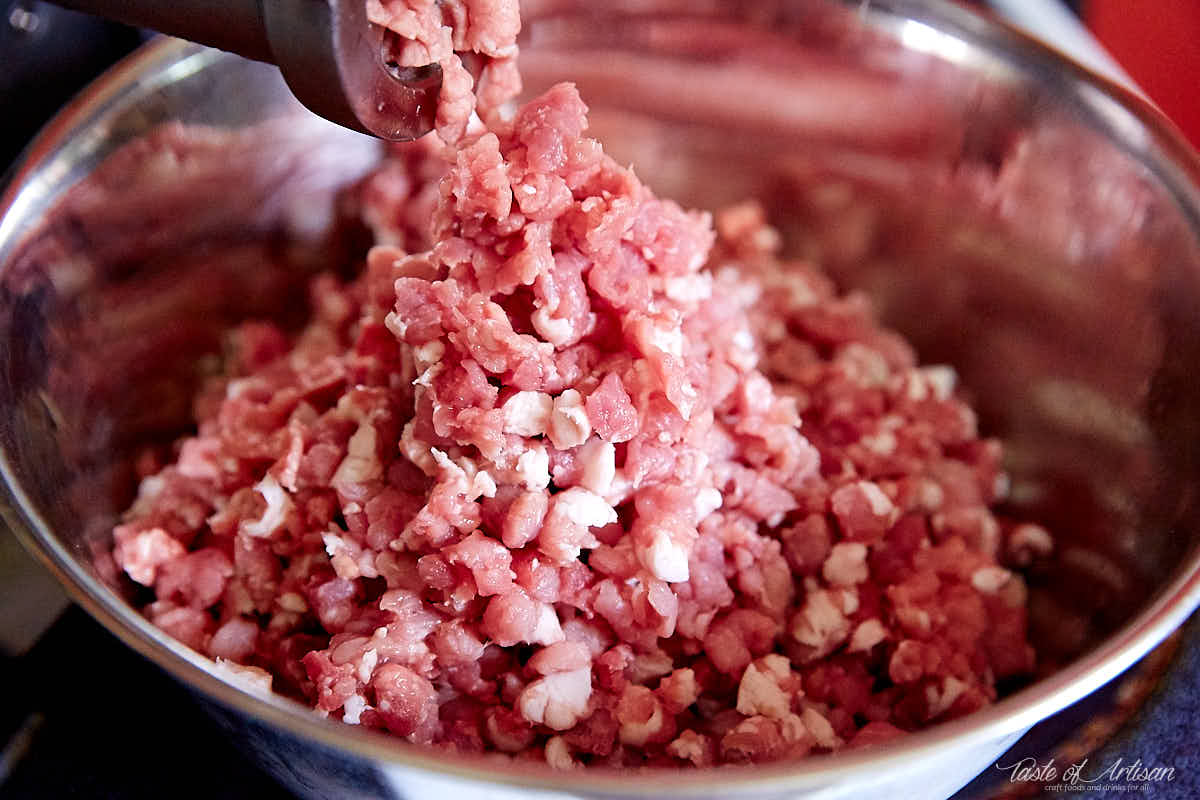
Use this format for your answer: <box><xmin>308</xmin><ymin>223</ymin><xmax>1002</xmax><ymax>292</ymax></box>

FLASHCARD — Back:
<box><xmin>1085</xmin><ymin>0</ymin><xmax>1200</xmax><ymax>149</ymax></box>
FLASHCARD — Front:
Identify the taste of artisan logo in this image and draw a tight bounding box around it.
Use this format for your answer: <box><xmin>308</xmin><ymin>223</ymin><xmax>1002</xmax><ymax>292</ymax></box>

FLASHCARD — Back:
<box><xmin>996</xmin><ymin>756</ymin><xmax>1177</xmax><ymax>793</ymax></box>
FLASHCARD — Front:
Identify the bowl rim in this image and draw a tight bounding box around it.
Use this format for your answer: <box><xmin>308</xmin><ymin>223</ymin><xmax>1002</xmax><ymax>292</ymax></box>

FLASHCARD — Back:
<box><xmin>4</xmin><ymin>0</ymin><xmax>1200</xmax><ymax>794</ymax></box>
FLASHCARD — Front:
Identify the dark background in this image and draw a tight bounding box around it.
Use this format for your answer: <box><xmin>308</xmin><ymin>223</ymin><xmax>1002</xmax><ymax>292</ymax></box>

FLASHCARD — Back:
<box><xmin>1</xmin><ymin>2</ymin><xmax>146</xmax><ymax>170</ymax></box>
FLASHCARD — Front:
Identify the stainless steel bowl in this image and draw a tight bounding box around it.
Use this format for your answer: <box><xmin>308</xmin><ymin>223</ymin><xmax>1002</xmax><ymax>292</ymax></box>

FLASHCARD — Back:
<box><xmin>4</xmin><ymin>1</ymin><xmax>1200</xmax><ymax>798</ymax></box>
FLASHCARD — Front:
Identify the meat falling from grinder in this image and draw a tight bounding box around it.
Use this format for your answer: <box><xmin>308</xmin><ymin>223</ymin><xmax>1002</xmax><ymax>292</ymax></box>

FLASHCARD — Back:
<box><xmin>47</xmin><ymin>0</ymin><xmax>519</xmax><ymax>140</ymax></box>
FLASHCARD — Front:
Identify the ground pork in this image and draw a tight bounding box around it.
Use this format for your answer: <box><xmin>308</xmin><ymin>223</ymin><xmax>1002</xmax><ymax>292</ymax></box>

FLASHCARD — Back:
<box><xmin>367</xmin><ymin>0</ymin><xmax>522</xmax><ymax>145</ymax></box>
<box><xmin>109</xmin><ymin>0</ymin><xmax>1050</xmax><ymax>770</ymax></box>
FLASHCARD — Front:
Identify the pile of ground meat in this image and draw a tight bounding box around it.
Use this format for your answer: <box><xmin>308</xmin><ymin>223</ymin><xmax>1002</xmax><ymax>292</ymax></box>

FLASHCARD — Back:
<box><xmin>109</xmin><ymin>0</ymin><xmax>1052</xmax><ymax>770</ymax></box>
